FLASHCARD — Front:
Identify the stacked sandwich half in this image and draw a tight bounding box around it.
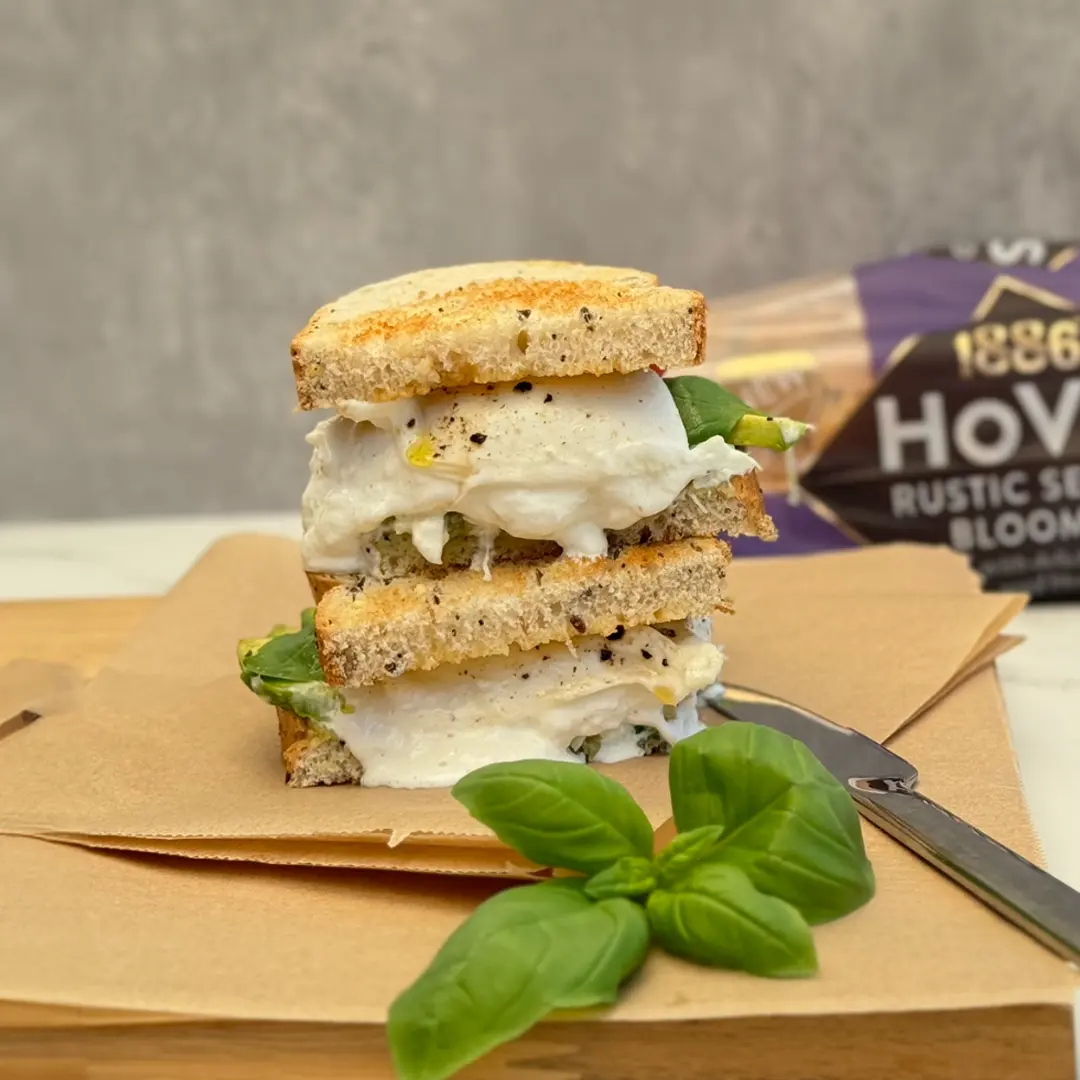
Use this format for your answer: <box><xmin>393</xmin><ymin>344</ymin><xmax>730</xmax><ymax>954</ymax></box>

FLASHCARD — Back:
<box><xmin>238</xmin><ymin>261</ymin><xmax>805</xmax><ymax>788</ymax></box>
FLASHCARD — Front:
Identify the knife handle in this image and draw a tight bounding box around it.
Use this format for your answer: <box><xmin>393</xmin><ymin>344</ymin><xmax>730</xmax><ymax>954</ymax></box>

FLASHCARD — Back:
<box><xmin>851</xmin><ymin>779</ymin><xmax>1080</xmax><ymax>965</ymax></box>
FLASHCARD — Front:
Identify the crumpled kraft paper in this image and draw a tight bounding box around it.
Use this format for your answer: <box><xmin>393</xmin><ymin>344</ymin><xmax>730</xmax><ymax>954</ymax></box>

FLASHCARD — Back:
<box><xmin>0</xmin><ymin>538</ymin><xmax>1025</xmax><ymax>876</ymax></box>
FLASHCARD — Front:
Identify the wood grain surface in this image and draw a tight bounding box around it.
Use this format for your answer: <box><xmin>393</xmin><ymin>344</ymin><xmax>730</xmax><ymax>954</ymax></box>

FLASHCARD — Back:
<box><xmin>0</xmin><ymin>597</ymin><xmax>153</xmax><ymax>673</ymax></box>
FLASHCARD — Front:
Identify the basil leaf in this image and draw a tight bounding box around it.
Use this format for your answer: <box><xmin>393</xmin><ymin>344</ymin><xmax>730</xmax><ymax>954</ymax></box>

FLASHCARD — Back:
<box><xmin>664</xmin><ymin>375</ymin><xmax>752</xmax><ymax>445</ymax></box>
<box><xmin>647</xmin><ymin>862</ymin><xmax>817</xmax><ymax>978</ymax></box>
<box><xmin>246</xmin><ymin>676</ymin><xmax>343</xmax><ymax>725</ymax></box>
<box><xmin>388</xmin><ymin>879</ymin><xmax>649</xmax><ymax>1080</ymax></box>
<box><xmin>584</xmin><ymin>856</ymin><xmax>657</xmax><ymax>900</ymax></box>
<box><xmin>655</xmin><ymin>824</ymin><xmax>724</xmax><ymax>888</ymax></box>
<box><xmin>663</xmin><ymin>375</ymin><xmax>808</xmax><ymax>450</ymax></box>
<box><xmin>670</xmin><ymin>723</ymin><xmax>875</xmax><ymax>924</ymax></box>
<box><xmin>452</xmin><ymin>760</ymin><xmax>654</xmax><ymax>875</ymax></box>
<box><xmin>239</xmin><ymin>608</ymin><xmax>324</xmax><ymax>684</ymax></box>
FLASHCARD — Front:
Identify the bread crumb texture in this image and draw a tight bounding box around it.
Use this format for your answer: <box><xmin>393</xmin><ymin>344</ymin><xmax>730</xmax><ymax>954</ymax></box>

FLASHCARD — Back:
<box><xmin>292</xmin><ymin>260</ymin><xmax>706</xmax><ymax>406</ymax></box>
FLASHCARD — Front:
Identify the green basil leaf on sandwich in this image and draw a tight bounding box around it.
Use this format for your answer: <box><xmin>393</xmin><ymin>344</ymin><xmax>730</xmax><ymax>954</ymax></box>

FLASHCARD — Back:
<box><xmin>237</xmin><ymin>609</ymin><xmax>342</xmax><ymax>723</ymax></box>
<box><xmin>664</xmin><ymin>375</ymin><xmax>809</xmax><ymax>450</ymax></box>
<box><xmin>238</xmin><ymin>608</ymin><xmax>323</xmax><ymax>683</ymax></box>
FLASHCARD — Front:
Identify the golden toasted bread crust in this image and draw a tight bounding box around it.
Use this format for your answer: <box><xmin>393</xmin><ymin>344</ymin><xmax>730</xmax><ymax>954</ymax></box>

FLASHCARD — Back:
<box><xmin>277</xmin><ymin>707</ymin><xmax>363</xmax><ymax>788</ymax></box>
<box><xmin>729</xmin><ymin>472</ymin><xmax>777</xmax><ymax>542</ymax></box>
<box><xmin>291</xmin><ymin>261</ymin><xmax>706</xmax><ymax>407</ymax></box>
<box><xmin>315</xmin><ymin>537</ymin><xmax>732</xmax><ymax>688</ymax></box>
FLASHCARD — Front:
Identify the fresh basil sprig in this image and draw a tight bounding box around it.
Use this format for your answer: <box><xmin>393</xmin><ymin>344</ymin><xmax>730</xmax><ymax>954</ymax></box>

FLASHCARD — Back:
<box><xmin>670</xmin><ymin>723</ymin><xmax>875</xmax><ymax>924</ymax></box>
<box><xmin>388</xmin><ymin>721</ymin><xmax>875</xmax><ymax>1080</ymax></box>
<box><xmin>664</xmin><ymin>375</ymin><xmax>809</xmax><ymax>451</ymax></box>
<box><xmin>583</xmin><ymin>855</ymin><xmax>657</xmax><ymax>900</ymax></box>
<box><xmin>654</xmin><ymin>823</ymin><xmax>724</xmax><ymax>887</ymax></box>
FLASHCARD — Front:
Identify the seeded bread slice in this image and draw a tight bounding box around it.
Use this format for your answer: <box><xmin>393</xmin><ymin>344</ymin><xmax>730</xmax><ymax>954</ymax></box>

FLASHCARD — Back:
<box><xmin>277</xmin><ymin>707</ymin><xmax>363</xmax><ymax>787</ymax></box>
<box><xmin>315</xmin><ymin>537</ymin><xmax>731</xmax><ymax>688</ymax></box>
<box><xmin>305</xmin><ymin>472</ymin><xmax>772</xmax><ymax>601</ymax></box>
<box><xmin>291</xmin><ymin>261</ymin><xmax>706</xmax><ymax>407</ymax></box>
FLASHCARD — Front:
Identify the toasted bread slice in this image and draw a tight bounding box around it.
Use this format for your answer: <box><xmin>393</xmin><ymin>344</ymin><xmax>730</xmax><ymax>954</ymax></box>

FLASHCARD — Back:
<box><xmin>315</xmin><ymin>537</ymin><xmax>731</xmax><ymax>688</ymax></box>
<box><xmin>305</xmin><ymin>473</ymin><xmax>774</xmax><ymax>601</ymax></box>
<box><xmin>277</xmin><ymin>707</ymin><xmax>363</xmax><ymax>787</ymax></box>
<box><xmin>292</xmin><ymin>261</ymin><xmax>706</xmax><ymax>407</ymax></box>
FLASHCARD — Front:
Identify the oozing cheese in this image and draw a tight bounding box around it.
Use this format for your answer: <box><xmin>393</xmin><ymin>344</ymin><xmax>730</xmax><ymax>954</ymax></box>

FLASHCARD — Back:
<box><xmin>301</xmin><ymin>370</ymin><xmax>756</xmax><ymax>573</ymax></box>
<box><xmin>324</xmin><ymin>621</ymin><xmax>722</xmax><ymax>788</ymax></box>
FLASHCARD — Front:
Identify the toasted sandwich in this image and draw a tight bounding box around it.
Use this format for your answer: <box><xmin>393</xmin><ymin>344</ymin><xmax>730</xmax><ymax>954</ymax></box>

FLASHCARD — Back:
<box><xmin>238</xmin><ymin>261</ymin><xmax>806</xmax><ymax>788</ymax></box>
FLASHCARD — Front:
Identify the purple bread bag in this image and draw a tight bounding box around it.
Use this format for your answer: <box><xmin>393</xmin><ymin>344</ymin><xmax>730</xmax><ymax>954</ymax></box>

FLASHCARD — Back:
<box><xmin>724</xmin><ymin>243</ymin><xmax>1080</xmax><ymax>599</ymax></box>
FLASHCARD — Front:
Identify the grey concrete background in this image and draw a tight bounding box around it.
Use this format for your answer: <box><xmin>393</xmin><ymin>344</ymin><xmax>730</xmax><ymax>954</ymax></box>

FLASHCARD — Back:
<box><xmin>3</xmin><ymin>0</ymin><xmax>1080</xmax><ymax>520</ymax></box>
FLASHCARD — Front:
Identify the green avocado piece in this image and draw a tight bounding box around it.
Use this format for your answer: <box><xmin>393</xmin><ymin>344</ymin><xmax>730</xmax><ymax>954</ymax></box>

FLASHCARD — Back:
<box><xmin>728</xmin><ymin>413</ymin><xmax>810</xmax><ymax>452</ymax></box>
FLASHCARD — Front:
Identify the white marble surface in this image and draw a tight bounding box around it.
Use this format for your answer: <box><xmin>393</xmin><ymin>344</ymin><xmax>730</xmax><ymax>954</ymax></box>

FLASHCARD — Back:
<box><xmin>0</xmin><ymin>517</ymin><xmax>1078</xmax><ymax>1022</ymax></box>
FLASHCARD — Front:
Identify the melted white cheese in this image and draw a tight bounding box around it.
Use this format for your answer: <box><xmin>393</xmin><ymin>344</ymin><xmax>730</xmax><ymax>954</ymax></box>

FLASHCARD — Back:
<box><xmin>301</xmin><ymin>370</ymin><xmax>756</xmax><ymax>573</ymax></box>
<box><xmin>325</xmin><ymin>622</ymin><xmax>722</xmax><ymax>788</ymax></box>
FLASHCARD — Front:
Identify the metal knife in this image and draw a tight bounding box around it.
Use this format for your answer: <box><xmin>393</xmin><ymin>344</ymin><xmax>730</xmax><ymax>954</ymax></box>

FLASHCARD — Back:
<box><xmin>701</xmin><ymin>683</ymin><xmax>1080</xmax><ymax>965</ymax></box>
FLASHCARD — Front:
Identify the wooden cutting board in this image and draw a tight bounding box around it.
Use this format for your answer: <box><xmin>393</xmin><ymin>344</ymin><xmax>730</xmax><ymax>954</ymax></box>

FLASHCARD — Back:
<box><xmin>0</xmin><ymin>597</ymin><xmax>153</xmax><ymax>673</ymax></box>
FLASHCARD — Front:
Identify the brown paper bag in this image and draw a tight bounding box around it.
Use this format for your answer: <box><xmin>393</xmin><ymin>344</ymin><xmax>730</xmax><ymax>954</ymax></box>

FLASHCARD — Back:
<box><xmin>0</xmin><ymin>538</ymin><xmax>1024</xmax><ymax>875</ymax></box>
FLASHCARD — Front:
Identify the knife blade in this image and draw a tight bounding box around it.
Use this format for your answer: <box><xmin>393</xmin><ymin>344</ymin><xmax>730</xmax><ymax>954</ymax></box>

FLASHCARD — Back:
<box><xmin>701</xmin><ymin>683</ymin><xmax>1080</xmax><ymax>966</ymax></box>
